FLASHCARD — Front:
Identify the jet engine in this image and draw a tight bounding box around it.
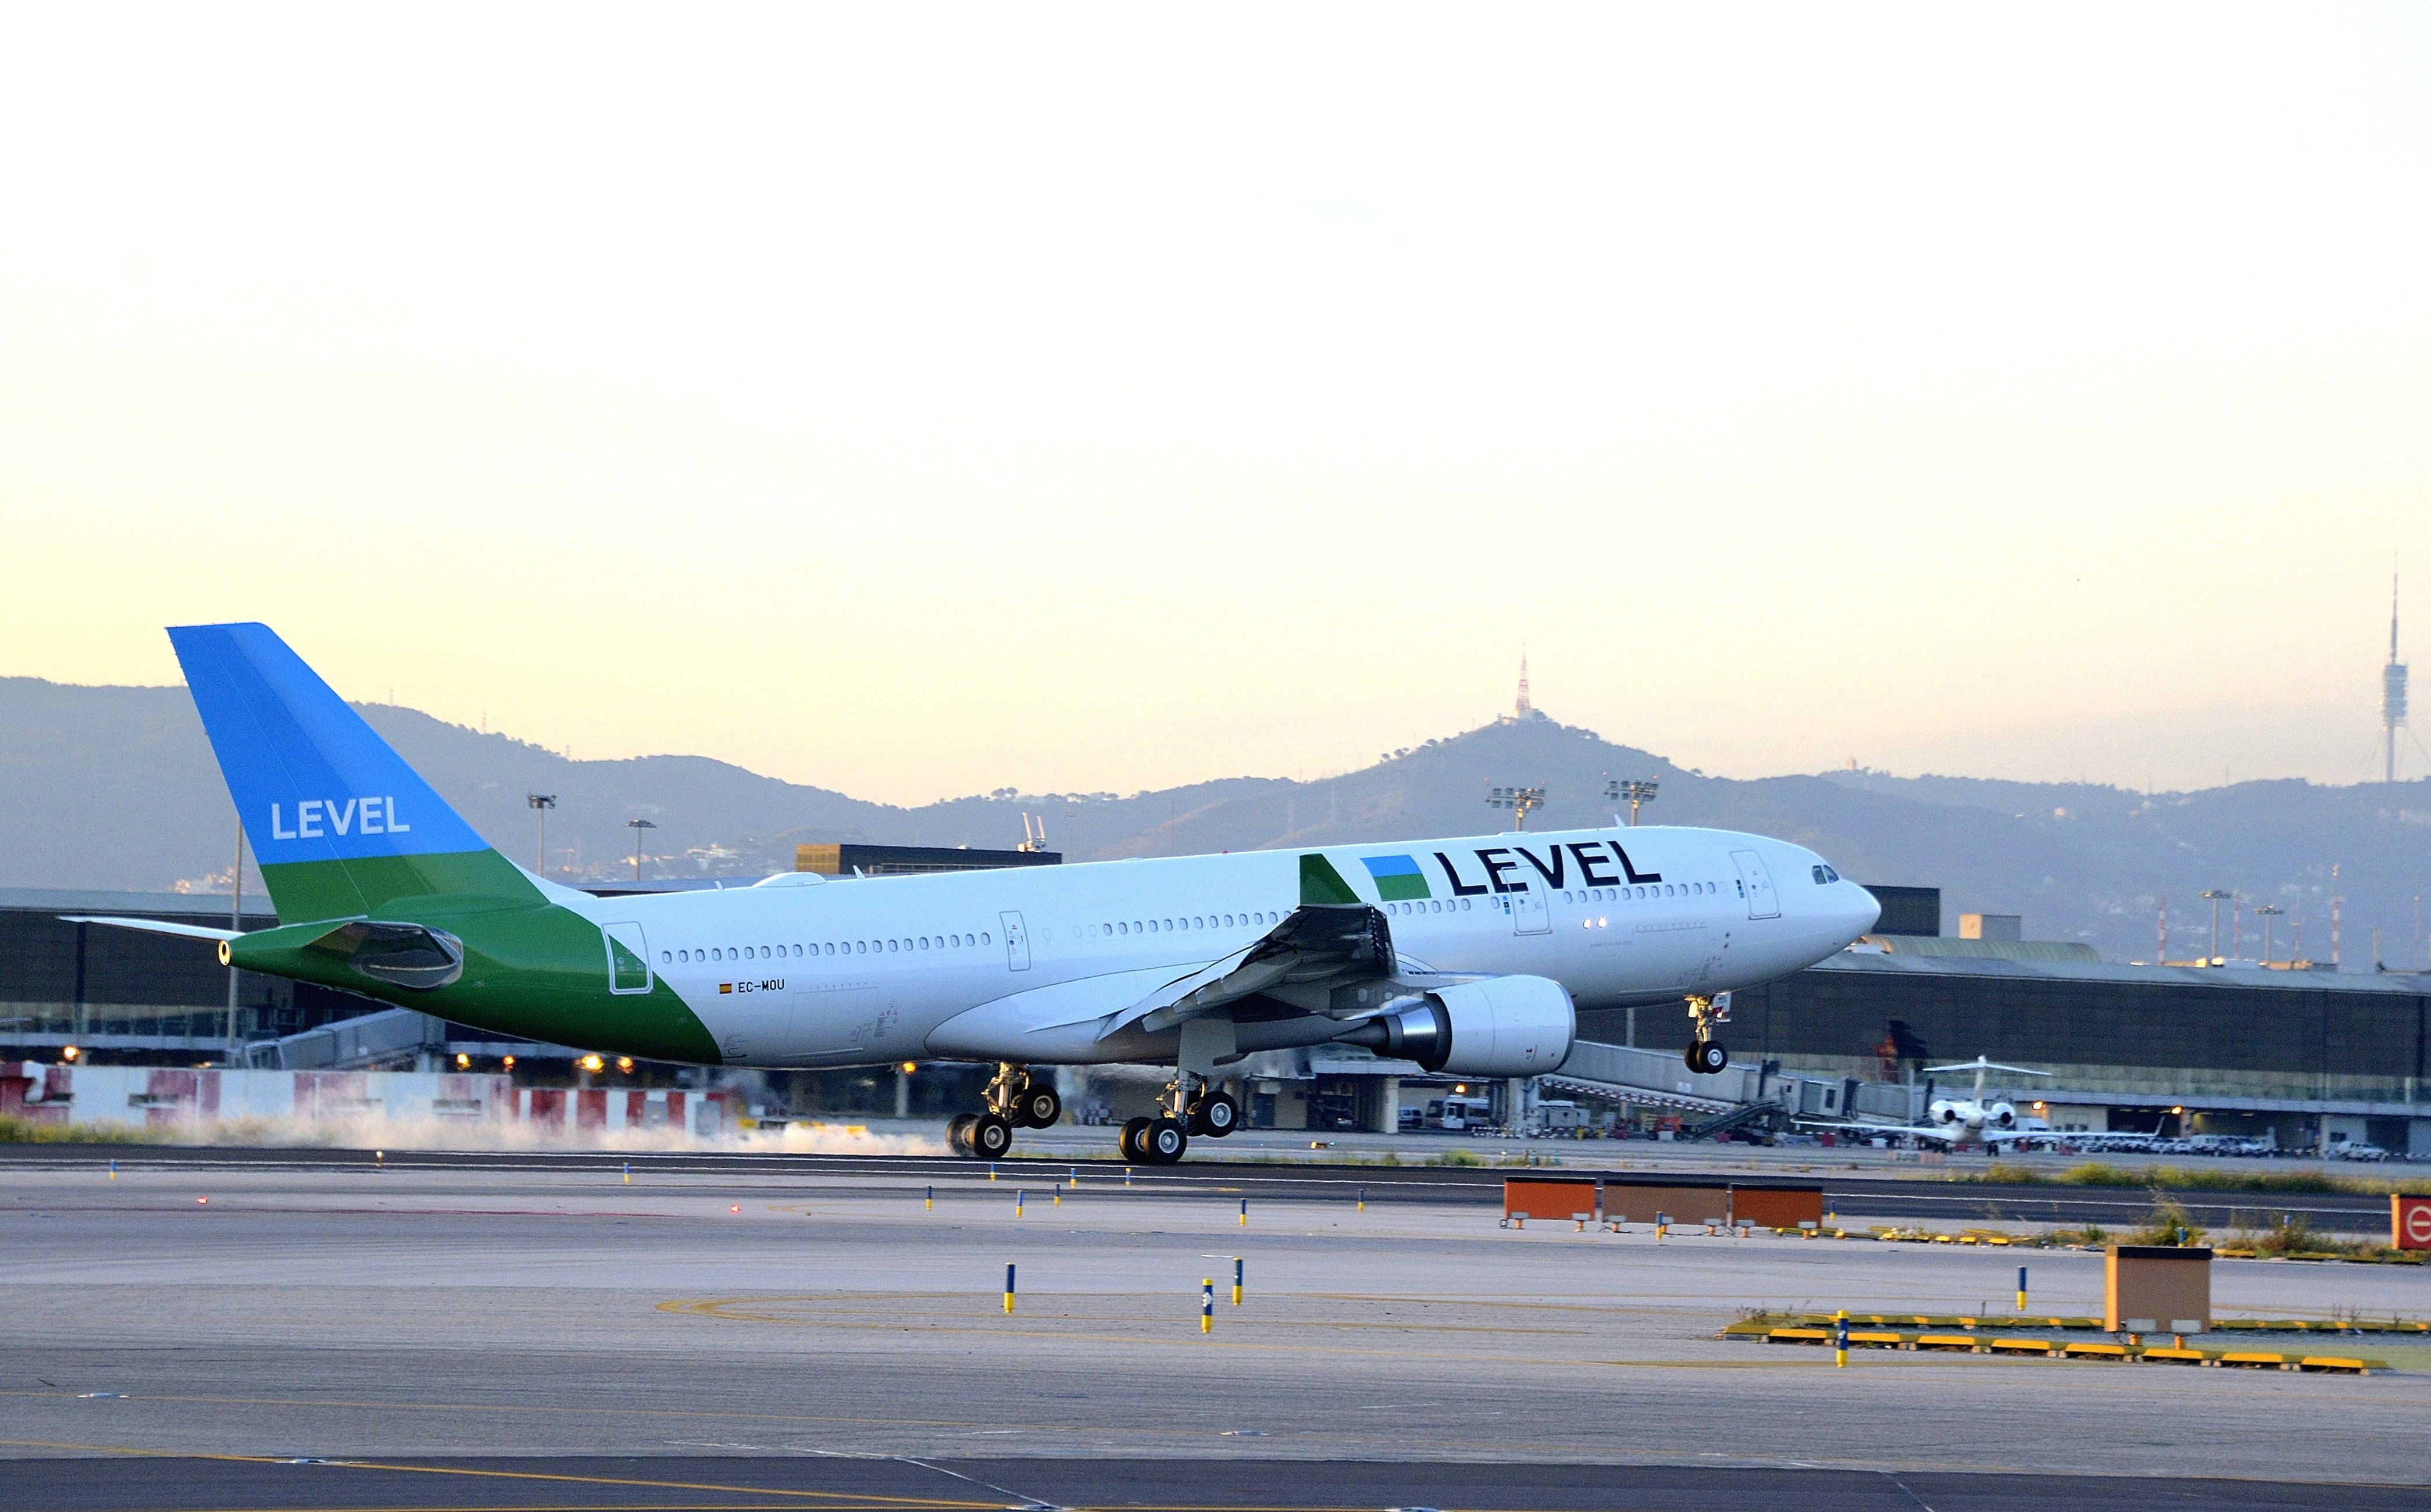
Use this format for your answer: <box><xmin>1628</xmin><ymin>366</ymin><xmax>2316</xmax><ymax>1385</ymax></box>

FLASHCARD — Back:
<box><xmin>1989</xmin><ymin>1102</ymin><xmax>2016</xmax><ymax>1129</ymax></box>
<box><xmin>1338</xmin><ymin>975</ymin><xmax>1574</xmax><ymax>1077</ymax></box>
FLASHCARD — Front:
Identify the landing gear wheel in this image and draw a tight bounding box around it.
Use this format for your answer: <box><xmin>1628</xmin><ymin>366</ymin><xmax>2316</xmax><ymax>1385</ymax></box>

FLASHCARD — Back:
<box><xmin>968</xmin><ymin>1112</ymin><xmax>1014</xmax><ymax>1159</ymax></box>
<box><xmin>1119</xmin><ymin>1116</ymin><xmax>1152</xmax><ymax>1163</ymax></box>
<box><xmin>1188</xmin><ymin>1093</ymin><xmax>1240</xmax><ymax>1138</ymax></box>
<box><xmin>947</xmin><ymin>1112</ymin><xmax>977</xmax><ymax>1156</ymax></box>
<box><xmin>1686</xmin><ymin>1040</ymin><xmax>1729</xmax><ymax>1075</ymax></box>
<box><xmin>1015</xmin><ymin>1084</ymin><xmax>1062</xmax><ymax>1129</ymax></box>
<box><xmin>1144</xmin><ymin>1116</ymin><xmax>1189</xmax><ymax>1164</ymax></box>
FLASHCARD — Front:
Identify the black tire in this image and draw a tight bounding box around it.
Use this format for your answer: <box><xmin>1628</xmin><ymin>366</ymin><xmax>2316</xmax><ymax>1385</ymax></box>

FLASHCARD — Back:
<box><xmin>946</xmin><ymin>1112</ymin><xmax>976</xmax><ymax>1156</ymax></box>
<box><xmin>1145</xmin><ymin>1116</ymin><xmax>1189</xmax><ymax>1164</ymax></box>
<box><xmin>1018</xmin><ymin>1084</ymin><xmax>1062</xmax><ymax>1129</ymax></box>
<box><xmin>1690</xmin><ymin>1040</ymin><xmax>1729</xmax><ymax>1075</ymax></box>
<box><xmin>1193</xmin><ymin>1093</ymin><xmax>1240</xmax><ymax>1138</ymax></box>
<box><xmin>969</xmin><ymin>1112</ymin><xmax>1014</xmax><ymax>1159</ymax></box>
<box><xmin>1119</xmin><ymin>1116</ymin><xmax>1152</xmax><ymax>1163</ymax></box>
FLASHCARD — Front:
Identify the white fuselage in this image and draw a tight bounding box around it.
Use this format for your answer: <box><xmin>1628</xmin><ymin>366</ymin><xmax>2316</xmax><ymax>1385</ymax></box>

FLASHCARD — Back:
<box><xmin>566</xmin><ymin>824</ymin><xmax>1879</xmax><ymax>1068</ymax></box>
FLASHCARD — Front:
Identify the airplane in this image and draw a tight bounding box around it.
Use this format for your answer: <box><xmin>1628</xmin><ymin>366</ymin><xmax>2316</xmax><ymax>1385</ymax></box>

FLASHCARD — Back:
<box><xmin>69</xmin><ymin>623</ymin><xmax>1881</xmax><ymax>1163</ymax></box>
<box><xmin>1790</xmin><ymin>1056</ymin><xmax>2056</xmax><ymax>1150</ymax></box>
<box><xmin>1922</xmin><ymin>1056</ymin><xmax>2051</xmax><ymax>1138</ymax></box>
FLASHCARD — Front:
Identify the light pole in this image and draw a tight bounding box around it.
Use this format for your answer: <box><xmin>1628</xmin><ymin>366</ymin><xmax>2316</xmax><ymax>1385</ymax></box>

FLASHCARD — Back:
<box><xmin>226</xmin><ymin>819</ymin><xmax>246</xmax><ymax>1065</ymax></box>
<box><xmin>1487</xmin><ymin>785</ymin><xmax>1545</xmax><ymax>831</ymax></box>
<box><xmin>2200</xmin><ymin>889</ymin><xmax>2230</xmax><ymax>962</ymax></box>
<box><xmin>2253</xmin><ymin>904</ymin><xmax>2284</xmax><ymax>966</ymax></box>
<box><xmin>626</xmin><ymin>818</ymin><xmax>656</xmax><ymax>881</ymax></box>
<box><xmin>1604</xmin><ymin>777</ymin><xmax>1659</xmax><ymax>826</ymax></box>
<box><xmin>527</xmin><ymin>793</ymin><xmax>556</xmax><ymax>875</ymax></box>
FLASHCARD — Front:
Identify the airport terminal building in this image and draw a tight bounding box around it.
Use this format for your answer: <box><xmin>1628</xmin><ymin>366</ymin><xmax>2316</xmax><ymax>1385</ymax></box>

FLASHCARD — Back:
<box><xmin>5</xmin><ymin>884</ymin><xmax>2429</xmax><ymax>1152</ymax></box>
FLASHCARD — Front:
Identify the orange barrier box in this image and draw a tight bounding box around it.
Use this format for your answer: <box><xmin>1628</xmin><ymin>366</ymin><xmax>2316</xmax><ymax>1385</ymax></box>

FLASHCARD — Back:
<box><xmin>1502</xmin><ymin>1177</ymin><xmax>1598</xmax><ymax>1223</ymax></box>
<box><xmin>1730</xmin><ymin>1184</ymin><xmax>1825</xmax><ymax>1229</ymax></box>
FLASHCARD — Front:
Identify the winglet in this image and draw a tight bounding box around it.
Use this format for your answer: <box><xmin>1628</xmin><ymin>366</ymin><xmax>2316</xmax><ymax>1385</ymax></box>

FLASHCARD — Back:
<box><xmin>1300</xmin><ymin>853</ymin><xmax>1361</xmax><ymax>906</ymax></box>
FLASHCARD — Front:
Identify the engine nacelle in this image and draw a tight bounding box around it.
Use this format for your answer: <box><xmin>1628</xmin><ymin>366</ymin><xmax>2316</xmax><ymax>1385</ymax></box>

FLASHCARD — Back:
<box><xmin>1932</xmin><ymin>1100</ymin><xmax>1961</xmax><ymax>1125</ymax></box>
<box><xmin>1990</xmin><ymin>1102</ymin><xmax>2016</xmax><ymax>1129</ymax></box>
<box><xmin>1342</xmin><ymin>975</ymin><xmax>1575</xmax><ymax>1077</ymax></box>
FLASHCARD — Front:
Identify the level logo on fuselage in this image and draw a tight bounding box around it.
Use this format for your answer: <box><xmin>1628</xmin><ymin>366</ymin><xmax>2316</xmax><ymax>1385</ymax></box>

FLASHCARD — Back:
<box><xmin>1432</xmin><ymin>841</ymin><xmax>1662</xmax><ymax>896</ymax></box>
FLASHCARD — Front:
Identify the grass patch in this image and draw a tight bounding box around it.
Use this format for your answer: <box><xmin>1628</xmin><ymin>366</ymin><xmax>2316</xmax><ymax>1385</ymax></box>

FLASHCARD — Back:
<box><xmin>1972</xmin><ymin>1160</ymin><xmax>2430</xmax><ymax>1198</ymax></box>
<box><xmin>0</xmin><ymin>1115</ymin><xmax>164</xmax><ymax>1145</ymax></box>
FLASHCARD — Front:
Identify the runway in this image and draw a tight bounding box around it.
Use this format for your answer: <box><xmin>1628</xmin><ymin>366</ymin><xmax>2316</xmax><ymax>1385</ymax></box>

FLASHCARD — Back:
<box><xmin>3</xmin><ymin>1156</ymin><xmax>2425</xmax><ymax>1504</ymax></box>
<box><xmin>15</xmin><ymin>1453</ymin><xmax>2424</xmax><ymax>1512</ymax></box>
<box><xmin>0</xmin><ymin>1140</ymin><xmax>2397</xmax><ymax>1232</ymax></box>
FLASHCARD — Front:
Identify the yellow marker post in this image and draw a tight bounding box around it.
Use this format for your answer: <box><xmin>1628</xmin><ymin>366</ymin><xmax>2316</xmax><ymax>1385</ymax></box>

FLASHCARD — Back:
<box><xmin>1202</xmin><ymin>1278</ymin><xmax>1214</xmax><ymax>1334</ymax></box>
<box><xmin>1004</xmin><ymin>1263</ymin><xmax>1016</xmax><ymax>1315</ymax></box>
<box><xmin>623</xmin><ymin>1161</ymin><xmax>631</xmax><ymax>1185</ymax></box>
<box><xmin>1016</xmin><ymin>1189</ymin><xmax>1025</xmax><ymax>1218</ymax></box>
<box><xmin>1232</xmin><ymin>1256</ymin><xmax>1243</xmax><ymax>1306</ymax></box>
<box><xmin>1357</xmin><ymin>1186</ymin><xmax>1366</xmax><ymax>1214</ymax></box>
<box><xmin>1239</xmin><ymin>1198</ymin><xmax>1248</xmax><ymax>1228</ymax></box>
<box><xmin>925</xmin><ymin>1184</ymin><xmax>933</xmax><ymax>1211</ymax></box>
<box><xmin>2016</xmin><ymin>1265</ymin><xmax>2029</xmax><ymax>1313</ymax></box>
<box><xmin>1053</xmin><ymin>1184</ymin><xmax>1061</xmax><ymax>1208</ymax></box>
<box><xmin>1834</xmin><ymin>1310</ymin><xmax>1849</xmax><ymax>1369</ymax></box>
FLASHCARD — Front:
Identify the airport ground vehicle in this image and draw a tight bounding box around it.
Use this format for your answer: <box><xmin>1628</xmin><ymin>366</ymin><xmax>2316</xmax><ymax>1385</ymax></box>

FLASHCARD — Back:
<box><xmin>76</xmin><ymin>623</ymin><xmax>1877</xmax><ymax>1163</ymax></box>
<box><xmin>1422</xmin><ymin>1095</ymin><xmax>1497</xmax><ymax>1132</ymax></box>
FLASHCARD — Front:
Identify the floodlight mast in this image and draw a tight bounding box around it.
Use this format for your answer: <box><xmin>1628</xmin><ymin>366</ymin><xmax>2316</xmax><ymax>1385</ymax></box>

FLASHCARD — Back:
<box><xmin>2253</xmin><ymin>903</ymin><xmax>2284</xmax><ymax>965</ymax></box>
<box><xmin>527</xmin><ymin>793</ymin><xmax>556</xmax><ymax>874</ymax></box>
<box><xmin>624</xmin><ymin>817</ymin><xmax>656</xmax><ymax>880</ymax></box>
<box><xmin>2200</xmin><ymin>889</ymin><xmax>2230</xmax><ymax>961</ymax></box>
<box><xmin>1603</xmin><ymin>776</ymin><xmax>1659</xmax><ymax>825</ymax></box>
<box><xmin>1486</xmin><ymin>785</ymin><xmax>1545</xmax><ymax>831</ymax></box>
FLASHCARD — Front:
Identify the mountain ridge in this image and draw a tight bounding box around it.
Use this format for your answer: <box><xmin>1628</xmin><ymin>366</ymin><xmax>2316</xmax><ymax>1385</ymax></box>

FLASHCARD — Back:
<box><xmin>4</xmin><ymin>675</ymin><xmax>2428</xmax><ymax>970</ymax></box>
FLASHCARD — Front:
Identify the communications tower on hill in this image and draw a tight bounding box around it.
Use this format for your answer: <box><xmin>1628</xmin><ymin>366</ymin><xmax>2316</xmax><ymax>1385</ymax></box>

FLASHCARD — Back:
<box><xmin>1515</xmin><ymin>649</ymin><xmax>1533</xmax><ymax>719</ymax></box>
<box><xmin>2387</xmin><ymin>571</ymin><xmax>2409</xmax><ymax>784</ymax></box>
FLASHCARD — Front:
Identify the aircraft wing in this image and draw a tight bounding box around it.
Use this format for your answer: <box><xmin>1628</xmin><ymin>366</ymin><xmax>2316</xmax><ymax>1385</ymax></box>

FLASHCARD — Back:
<box><xmin>1104</xmin><ymin>899</ymin><xmax>1405</xmax><ymax>1039</ymax></box>
<box><xmin>923</xmin><ymin>856</ymin><xmax>1443</xmax><ymax>1063</ymax></box>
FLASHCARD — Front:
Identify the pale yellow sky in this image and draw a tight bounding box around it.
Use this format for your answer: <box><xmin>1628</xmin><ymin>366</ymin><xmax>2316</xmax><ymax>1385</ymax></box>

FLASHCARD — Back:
<box><xmin>5</xmin><ymin>4</ymin><xmax>2429</xmax><ymax>803</ymax></box>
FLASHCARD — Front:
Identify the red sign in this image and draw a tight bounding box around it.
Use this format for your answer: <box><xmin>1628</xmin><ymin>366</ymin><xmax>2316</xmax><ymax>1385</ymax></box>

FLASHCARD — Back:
<box><xmin>2395</xmin><ymin>1195</ymin><xmax>2431</xmax><ymax>1251</ymax></box>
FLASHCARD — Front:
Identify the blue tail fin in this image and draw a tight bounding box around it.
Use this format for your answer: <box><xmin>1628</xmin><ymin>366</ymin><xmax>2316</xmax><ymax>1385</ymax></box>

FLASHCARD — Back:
<box><xmin>168</xmin><ymin>623</ymin><xmax>524</xmax><ymax>920</ymax></box>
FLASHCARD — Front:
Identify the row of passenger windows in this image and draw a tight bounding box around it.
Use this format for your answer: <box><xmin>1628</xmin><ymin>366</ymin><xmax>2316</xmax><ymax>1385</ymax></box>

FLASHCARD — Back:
<box><xmin>1088</xmin><ymin>911</ymin><xmax>1276</xmax><ymax>936</ymax></box>
<box><xmin>1560</xmin><ymin>881</ymin><xmax>1716</xmax><ymax>905</ymax></box>
<box><xmin>663</xmin><ymin>932</ymin><xmax>994</xmax><ymax>966</ymax></box>
<box><xmin>1385</xmin><ymin>899</ymin><xmax>1475</xmax><ymax>916</ymax></box>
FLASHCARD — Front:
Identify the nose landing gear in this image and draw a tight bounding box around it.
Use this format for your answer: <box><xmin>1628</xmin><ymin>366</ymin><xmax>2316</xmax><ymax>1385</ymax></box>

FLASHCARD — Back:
<box><xmin>1684</xmin><ymin>993</ymin><xmax>1732</xmax><ymax>1075</ymax></box>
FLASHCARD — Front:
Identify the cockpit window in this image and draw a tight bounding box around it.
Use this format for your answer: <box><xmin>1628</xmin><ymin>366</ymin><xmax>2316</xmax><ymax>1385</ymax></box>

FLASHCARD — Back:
<box><xmin>1813</xmin><ymin>864</ymin><xmax>1841</xmax><ymax>884</ymax></box>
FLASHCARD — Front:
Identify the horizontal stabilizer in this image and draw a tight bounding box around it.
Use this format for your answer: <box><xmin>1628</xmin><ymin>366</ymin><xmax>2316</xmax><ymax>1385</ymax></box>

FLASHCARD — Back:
<box><xmin>59</xmin><ymin>914</ymin><xmax>242</xmax><ymax>943</ymax></box>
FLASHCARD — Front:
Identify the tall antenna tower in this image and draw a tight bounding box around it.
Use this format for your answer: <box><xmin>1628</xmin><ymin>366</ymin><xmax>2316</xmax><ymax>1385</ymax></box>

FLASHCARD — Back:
<box><xmin>2386</xmin><ymin>567</ymin><xmax>2409</xmax><ymax>784</ymax></box>
<box><xmin>1514</xmin><ymin>647</ymin><xmax>1534</xmax><ymax>720</ymax></box>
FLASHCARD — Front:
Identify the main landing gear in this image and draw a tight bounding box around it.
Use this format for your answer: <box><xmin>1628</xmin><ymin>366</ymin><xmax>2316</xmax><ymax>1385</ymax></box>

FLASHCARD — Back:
<box><xmin>1118</xmin><ymin>1075</ymin><xmax>1241</xmax><ymax>1165</ymax></box>
<box><xmin>948</xmin><ymin>1064</ymin><xmax>1063</xmax><ymax>1159</ymax></box>
<box><xmin>1684</xmin><ymin>992</ymin><xmax>1732</xmax><ymax>1076</ymax></box>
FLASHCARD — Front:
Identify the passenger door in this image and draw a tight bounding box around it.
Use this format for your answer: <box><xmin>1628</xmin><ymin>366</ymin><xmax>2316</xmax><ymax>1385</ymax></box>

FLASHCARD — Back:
<box><xmin>1505</xmin><ymin>882</ymin><xmax>1551</xmax><ymax>936</ymax></box>
<box><xmin>601</xmin><ymin>922</ymin><xmax>653</xmax><ymax>994</ymax></box>
<box><xmin>1730</xmin><ymin>850</ymin><xmax>1780</xmax><ymax>920</ymax></box>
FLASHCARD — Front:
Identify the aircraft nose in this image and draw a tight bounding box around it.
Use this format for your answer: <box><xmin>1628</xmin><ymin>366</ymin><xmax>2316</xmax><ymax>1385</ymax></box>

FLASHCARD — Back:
<box><xmin>1843</xmin><ymin>882</ymin><xmax>1883</xmax><ymax>941</ymax></box>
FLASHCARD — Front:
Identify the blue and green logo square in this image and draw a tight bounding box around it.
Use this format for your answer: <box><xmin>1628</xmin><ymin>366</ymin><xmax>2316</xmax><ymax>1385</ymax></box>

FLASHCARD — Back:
<box><xmin>1361</xmin><ymin>853</ymin><xmax>1432</xmax><ymax>902</ymax></box>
